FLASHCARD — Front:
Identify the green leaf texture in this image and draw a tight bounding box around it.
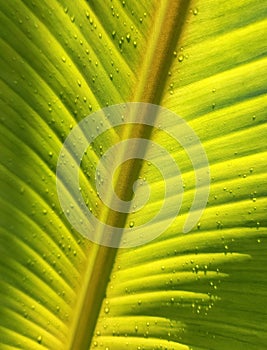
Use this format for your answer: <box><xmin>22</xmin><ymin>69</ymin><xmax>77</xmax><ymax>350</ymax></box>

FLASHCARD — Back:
<box><xmin>0</xmin><ymin>1</ymin><xmax>266</xmax><ymax>349</ymax></box>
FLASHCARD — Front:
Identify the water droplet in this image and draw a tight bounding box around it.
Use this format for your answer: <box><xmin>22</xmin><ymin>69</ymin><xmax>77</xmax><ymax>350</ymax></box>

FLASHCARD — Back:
<box><xmin>178</xmin><ymin>54</ymin><xmax>184</xmax><ymax>62</ymax></box>
<box><xmin>133</xmin><ymin>41</ymin><xmax>137</xmax><ymax>47</ymax></box>
<box><xmin>61</xmin><ymin>56</ymin><xmax>66</xmax><ymax>62</ymax></box>
<box><xmin>77</xmin><ymin>80</ymin><xmax>81</xmax><ymax>87</ymax></box>
<box><xmin>104</xmin><ymin>307</ymin><xmax>110</xmax><ymax>314</ymax></box>
<box><xmin>129</xmin><ymin>221</ymin><xmax>134</xmax><ymax>228</ymax></box>
<box><xmin>99</xmin><ymin>33</ymin><xmax>102</xmax><ymax>39</ymax></box>
<box><xmin>37</xmin><ymin>335</ymin><xmax>42</xmax><ymax>344</ymax></box>
<box><xmin>193</xmin><ymin>8</ymin><xmax>199</xmax><ymax>15</ymax></box>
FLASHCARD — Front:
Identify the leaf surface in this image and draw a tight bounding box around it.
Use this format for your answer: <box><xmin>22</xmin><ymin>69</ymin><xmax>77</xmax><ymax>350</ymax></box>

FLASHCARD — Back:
<box><xmin>0</xmin><ymin>1</ymin><xmax>266</xmax><ymax>350</ymax></box>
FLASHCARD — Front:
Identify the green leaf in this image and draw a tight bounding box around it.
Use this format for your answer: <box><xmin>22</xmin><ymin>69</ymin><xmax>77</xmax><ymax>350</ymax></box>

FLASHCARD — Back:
<box><xmin>1</xmin><ymin>1</ymin><xmax>266</xmax><ymax>350</ymax></box>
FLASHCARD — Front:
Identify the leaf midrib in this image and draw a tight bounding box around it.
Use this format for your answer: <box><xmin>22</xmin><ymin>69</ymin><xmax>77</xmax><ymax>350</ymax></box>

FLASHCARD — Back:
<box><xmin>69</xmin><ymin>2</ymin><xmax>192</xmax><ymax>349</ymax></box>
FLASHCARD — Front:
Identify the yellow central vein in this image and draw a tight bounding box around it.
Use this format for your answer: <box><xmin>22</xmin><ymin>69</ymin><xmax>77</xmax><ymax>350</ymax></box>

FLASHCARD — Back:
<box><xmin>69</xmin><ymin>2</ymin><xmax>192</xmax><ymax>349</ymax></box>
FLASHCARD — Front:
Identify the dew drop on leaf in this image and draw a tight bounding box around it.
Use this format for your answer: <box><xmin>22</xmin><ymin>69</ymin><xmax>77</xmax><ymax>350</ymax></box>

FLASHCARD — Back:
<box><xmin>178</xmin><ymin>54</ymin><xmax>184</xmax><ymax>62</ymax></box>
<box><xmin>37</xmin><ymin>335</ymin><xmax>42</xmax><ymax>344</ymax></box>
<box><xmin>129</xmin><ymin>221</ymin><xmax>134</xmax><ymax>228</ymax></box>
